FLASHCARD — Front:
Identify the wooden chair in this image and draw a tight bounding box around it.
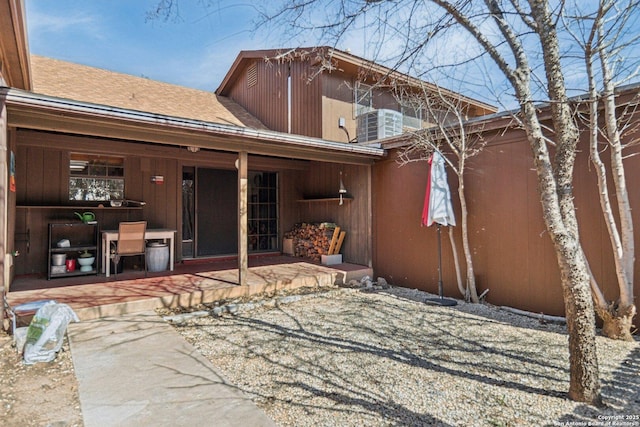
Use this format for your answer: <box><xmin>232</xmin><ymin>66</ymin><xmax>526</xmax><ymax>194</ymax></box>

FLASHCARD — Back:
<box><xmin>111</xmin><ymin>221</ymin><xmax>147</xmax><ymax>278</ymax></box>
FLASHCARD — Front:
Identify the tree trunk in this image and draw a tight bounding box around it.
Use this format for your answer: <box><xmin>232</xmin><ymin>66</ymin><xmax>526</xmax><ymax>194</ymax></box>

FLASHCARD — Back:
<box><xmin>447</xmin><ymin>227</ymin><xmax>467</xmax><ymax>300</ymax></box>
<box><xmin>560</xmin><ymin>258</ymin><xmax>603</xmax><ymax>405</ymax></box>
<box><xmin>581</xmin><ymin>17</ymin><xmax>637</xmax><ymax>340</ymax></box>
<box><xmin>596</xmin><ymin>303</ymin><xmax>636</xmax><ymax>342</ymax></box>
<box><xmin>526</xmin><ymin>0</ymin><xmax>602</xmax><ymax>404</ymax></box>
<box><xmin>519</xmin><ymin>98</ymin><xmax>602</xmax><ymax>405</ymax></box>
<box><xmin>457</xmin><ymin>172</ymin><xmax>479</xmax><ymax>303</ymax></box>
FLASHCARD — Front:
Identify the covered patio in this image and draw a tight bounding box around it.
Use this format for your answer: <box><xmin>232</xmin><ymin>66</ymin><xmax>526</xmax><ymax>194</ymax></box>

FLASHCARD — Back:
<box><xmin>6</xmin><ymin>256</ymin><xmax>372</xmax><ymax>321</ymax></box>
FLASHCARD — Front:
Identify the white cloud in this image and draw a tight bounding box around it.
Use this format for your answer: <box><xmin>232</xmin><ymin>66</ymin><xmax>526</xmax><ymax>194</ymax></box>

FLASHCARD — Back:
<box><xmin>27</xmin><ymin>9</ymin><xmax>102</xmax><ymax>38</ymax></box>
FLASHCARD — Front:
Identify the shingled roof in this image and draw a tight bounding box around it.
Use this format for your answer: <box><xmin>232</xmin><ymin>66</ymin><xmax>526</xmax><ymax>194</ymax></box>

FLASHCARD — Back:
<box><xmin>30</xmin><ymin>55</ymin><xmax>267</xmax><ymax>129</ymax></box>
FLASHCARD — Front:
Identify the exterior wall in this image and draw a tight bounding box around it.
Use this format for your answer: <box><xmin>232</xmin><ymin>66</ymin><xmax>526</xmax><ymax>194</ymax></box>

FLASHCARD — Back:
<box><xmin>290</xmin><ymin>61</ymin><xmax>323</xmax><ymax>138</ymax></box>
<box><xmin>322</xmin><ymin>72</ymin><xmax>356</xmax><ymax>142</ymax></box>
<box><xmin>295</xmin><ymin>161</ymin><xmax>372</xmax><ymax>266</ymax></box>
<box><xmin>13</xmin><ymin>129</ymin><xmax>373</xmax><ymax>275</ymax></box>
<box><xmin>0</xmin><ymin>95</ymin><xmax>9</xmax><ymax>289</ymax></box>
<box><xmin>321</xmin><ymin>71</ymin><xmax>404</xmax><ymax>143</ymax></box>
<box><xmin>226</xmin><ymin>60</ymin><xmax>289</xmax><ymax>133</ymax></box>
<box><xmin>15</xmin><ymin>130</ymin><xmax>178</xmax><ymax>275</ymax></box>
<box><xmin>225</xmin><ymin>59</ymin><xmax>324</xmax><ymax>138</ymax></box>
<box><xmin>225</xmin><ymin>58</ymin><xmax>412</xmax><ymax>143</ymax></box>
<box><xmin>373</xmin><ymin>128</ymin><xmax>640</xmax><ymax>317</ymax></box>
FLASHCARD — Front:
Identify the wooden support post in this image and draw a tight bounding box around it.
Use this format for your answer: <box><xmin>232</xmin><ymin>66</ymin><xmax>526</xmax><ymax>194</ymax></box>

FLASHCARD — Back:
<box><xmin>237</xmin><ymin>151</ymin><xmax>248</xmax><ymax>287</ymax></box>
<box><xmin>0</xmin><ymin>99</ymin><xmax>8</xmax><ymax>294</ymax></box>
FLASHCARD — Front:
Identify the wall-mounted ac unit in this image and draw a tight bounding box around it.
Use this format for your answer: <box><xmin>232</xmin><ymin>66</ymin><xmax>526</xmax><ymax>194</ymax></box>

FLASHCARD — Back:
<box><xmin>356</xmin><ymin>109</ymin><xmax>403</xmax><ymax>142</ymax></box>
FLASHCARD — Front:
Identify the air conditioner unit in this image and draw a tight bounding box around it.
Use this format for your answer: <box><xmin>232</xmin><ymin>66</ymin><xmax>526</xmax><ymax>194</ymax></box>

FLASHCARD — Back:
<box><xmin>356</xmin><ymin>109</ymin><xmax>403</xmax><ymax>142</ymax></box>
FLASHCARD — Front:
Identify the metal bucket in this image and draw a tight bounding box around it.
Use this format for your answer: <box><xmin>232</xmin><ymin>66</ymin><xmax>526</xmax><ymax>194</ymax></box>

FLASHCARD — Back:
<box><xmin>51</xmin><ymin>253</ymin><xmax>66</xmax><ymax>266</ymax></box>
<box><xmin>146</xmin><ymin>242</ymin><xmax>169</xmax><ymax>272</ymax></box>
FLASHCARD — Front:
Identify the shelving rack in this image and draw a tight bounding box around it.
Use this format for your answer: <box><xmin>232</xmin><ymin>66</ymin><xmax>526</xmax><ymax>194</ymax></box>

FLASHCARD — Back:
<box><xmin>48</xmin><ymin>222</ymin><xmax>99</xmax><ymax>279</ymax></box>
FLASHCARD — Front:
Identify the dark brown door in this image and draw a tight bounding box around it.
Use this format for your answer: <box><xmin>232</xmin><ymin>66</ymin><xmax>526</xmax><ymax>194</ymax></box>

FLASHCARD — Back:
<box><xmin>196</xmin><ymin>168</ymin><xmax>237</xmax><ymax>256</ymax></box>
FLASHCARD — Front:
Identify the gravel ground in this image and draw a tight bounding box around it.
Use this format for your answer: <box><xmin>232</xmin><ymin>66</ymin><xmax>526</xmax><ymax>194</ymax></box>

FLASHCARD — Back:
<box><xmin>171</xmin><ymin>286</ymin><xmax>639</xmax><ymax>427</ymax></box>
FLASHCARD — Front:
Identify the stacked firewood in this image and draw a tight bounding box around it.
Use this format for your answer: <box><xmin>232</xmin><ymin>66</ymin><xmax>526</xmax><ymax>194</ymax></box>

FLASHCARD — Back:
<box><xmin>284</xmin><ymin>222</ymin><xmax>338</xmax><ymax>260</ymax></box>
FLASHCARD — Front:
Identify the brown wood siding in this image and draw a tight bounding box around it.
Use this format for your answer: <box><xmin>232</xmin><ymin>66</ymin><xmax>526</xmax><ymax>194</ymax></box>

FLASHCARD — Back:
<box><xmin>224</xmin><ymin>59</ymin><xmax>407</xmax><ymax>142</ymax></box>
<box><xmin>290</xmin><ymin>61</ymin><xmax>323</xmax><ymax>138</ymax></box>
<box><xmin>13</xmin><ymin>129</ymin><xmax>354</xmax><ymax>275</ymax></box>
<box><xmin>227</xmin><ymin>61</ymin><xmax>289</xmax><ymax>133</ymax></box>
<box><xmin>4</xmin><ymin>118</ymin><xmax>16</xmax><ymax>285</ymax></box>
<box><xmin>15</xmin><ymin>130</ymin><xmax>181</xmax><ymax>275</ymax></box>
<box><xmin>225</xmin><ymin>59</ymin><xmax>324</xmax><ymax>138</ymax></box>
<box><xmin>320</xmin><ymin>72</ymin><xmax>403</xmax><ymax>142</ymax></box>
<box><xmin>373</xmin><ymin>129</ymin><xmax>640</xmax><ymax>317</ymax></box>
<box><xmin>279</xmin><ymin>169</ymin><xmax>304</xmax><ymax>241</ymax></box>
<box><xmin>293</xmin><ymin>162</ymin><xmax>371</xmax><ymax>266</ymax></box>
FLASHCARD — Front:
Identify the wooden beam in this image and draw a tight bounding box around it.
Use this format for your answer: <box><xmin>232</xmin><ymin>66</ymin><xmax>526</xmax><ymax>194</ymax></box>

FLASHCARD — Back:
<box><xmin>237</xmin><ymin>151</ymin><xmax>248</xmax><ymax>287</ymax></box>
<box><xmin>7</xmin><ymin>106</ymin><xmax>381</xmax><ymax>165</ymax></box>
<box><xmin>0</xmin><ymin>98</ymin><xmax>7</xmax><ymax>292</ymax></box>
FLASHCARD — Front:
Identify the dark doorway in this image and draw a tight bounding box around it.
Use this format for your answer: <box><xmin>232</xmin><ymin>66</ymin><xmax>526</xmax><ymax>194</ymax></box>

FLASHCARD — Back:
<box><xmin>196</xmin><ymin>168</ymin><xmax>238</xmax><ymax>256</ymax></box>
<box><xmin>181</xmin><ymin>167</ymin><xmax>195</xmax><ymax>258</ymax></box>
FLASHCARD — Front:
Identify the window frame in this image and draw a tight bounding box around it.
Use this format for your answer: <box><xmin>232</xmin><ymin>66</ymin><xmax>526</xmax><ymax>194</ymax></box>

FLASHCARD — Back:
<box><xmin>68</xmin><ymin>153</ymin><xmax>125</xmax><ymax>202</ymax></box>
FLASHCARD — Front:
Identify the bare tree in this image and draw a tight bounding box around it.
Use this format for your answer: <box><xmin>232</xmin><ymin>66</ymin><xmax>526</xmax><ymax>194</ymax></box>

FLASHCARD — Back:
<box><xmin>251</xmin><ymin>0</ymin><xmax>605</xmax><ymax>404</ymax></box>
<box><xmin>147</xmin><ymin>0</ymin><xmax>640</xmax><ymax>405</ymax></box>
<box><xmin>396</xmin><ymin>84</ymin><xmax>486</xmax><ymax>303</ymax></box>
<box><xmin>564</xmin><ymin>0</ymin><xmax>639</xmax><ymax>341</ymax></box>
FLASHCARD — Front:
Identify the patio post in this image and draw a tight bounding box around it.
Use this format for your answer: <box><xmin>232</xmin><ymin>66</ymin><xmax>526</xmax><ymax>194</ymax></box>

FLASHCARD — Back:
<box><xmin>237</xmin><ymin>151</ymin><xmax>248</xmax><ymax>287</ymax></box>
<box><xmin>0</xmin><ymin>96</ymin><xmax>8</xmax><ymax>294</ymax></box>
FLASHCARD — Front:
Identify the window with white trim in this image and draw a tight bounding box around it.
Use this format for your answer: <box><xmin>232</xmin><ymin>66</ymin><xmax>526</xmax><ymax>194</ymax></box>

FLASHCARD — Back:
<box><xmin>69</xmin><ymin>153</ymin><xmax>124</xmax><ymax>201</ymax></box>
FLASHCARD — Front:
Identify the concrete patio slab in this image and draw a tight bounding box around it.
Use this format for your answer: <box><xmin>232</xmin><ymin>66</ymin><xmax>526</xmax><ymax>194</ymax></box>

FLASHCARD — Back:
<box><xmin>68</xmin><ymin>311</ymin><xmax>275</xmax><ymax>427</ymax></box>
<box><xmin>7</xmin><ymin>261</ymin><xmax>371</xmax><ymax>322</ymax></box>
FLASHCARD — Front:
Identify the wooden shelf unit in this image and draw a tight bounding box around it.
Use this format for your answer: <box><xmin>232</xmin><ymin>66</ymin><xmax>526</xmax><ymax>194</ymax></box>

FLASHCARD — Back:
<box><xmin>48</xmin><ymin>222</ymin><xmax>99</xmax><ymax>279</ymax></box>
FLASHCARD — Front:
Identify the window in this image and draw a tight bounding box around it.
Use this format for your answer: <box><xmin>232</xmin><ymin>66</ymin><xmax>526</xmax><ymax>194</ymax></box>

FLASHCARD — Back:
<box><xmin>248</xmin><ymin>172</ymin><xmax>279</xmax><ymax>252</ymax></box>
<box><xmin>355</xmin><ymin>82</ymin><xmax>374</xmax><ymax>117</ymax></box>
<box><xmin>69</xmin><ymin>153</ymin><xmax>124</xmax><ymax>201</ymax></box>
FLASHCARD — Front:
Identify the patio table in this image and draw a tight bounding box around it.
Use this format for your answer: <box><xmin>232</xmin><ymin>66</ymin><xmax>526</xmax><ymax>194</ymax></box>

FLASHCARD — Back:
<box><xmin>101</xmin><ymin>229</ymin><xmax>176</xmax><ymax>277</ymax></box>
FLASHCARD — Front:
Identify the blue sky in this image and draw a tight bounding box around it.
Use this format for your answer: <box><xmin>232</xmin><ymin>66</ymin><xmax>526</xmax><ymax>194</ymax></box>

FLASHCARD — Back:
<box><xmin>25</xmin><ymin>1</ymin><xmax>288</xmax><ymax>92</ymax></box>
<box><xmin>24</xmin><ymin>1</ymin><xmax>639</xmax><ymax>108</ymax></box>
<box><xmin>20</xmin><ymin>1</ymin><xmax>518</xmax><ymax>107</ymax></box>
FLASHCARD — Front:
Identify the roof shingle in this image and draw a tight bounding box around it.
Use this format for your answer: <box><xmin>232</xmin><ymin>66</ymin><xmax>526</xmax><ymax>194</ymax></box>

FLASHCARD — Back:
<box><xmin>30</xmin><ymin>55</ymin><xmax>267</xmax><ymax>129</ymax></box>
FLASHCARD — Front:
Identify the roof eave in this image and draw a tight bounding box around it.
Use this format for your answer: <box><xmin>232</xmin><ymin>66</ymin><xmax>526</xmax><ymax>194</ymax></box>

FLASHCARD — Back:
<box><xmin>0</xmin><ymin>0</ymin><xmax>31</xmax><ymax>90</ymax></box>
<box><xmin>3</xmin><ymin>88</ymin><xmax>386</xmax><ymax>165</ymax></box>
<box><xmin>215</xmin><ymin>46</ymin><xmax>497</xmax><ymax>114</ymax></box>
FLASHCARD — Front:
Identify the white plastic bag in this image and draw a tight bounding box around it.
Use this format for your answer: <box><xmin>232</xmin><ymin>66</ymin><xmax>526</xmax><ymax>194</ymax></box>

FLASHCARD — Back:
<box><xmin>23</xmin><ymin>301</ymin><xmax>79</xmax><ymax>365</ymax></box>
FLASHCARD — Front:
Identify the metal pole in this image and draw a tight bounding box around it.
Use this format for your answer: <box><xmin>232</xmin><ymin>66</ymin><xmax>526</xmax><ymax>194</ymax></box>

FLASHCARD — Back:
<box><xmin>437</xmin><ymin>224</ymin><xmax>443</xmax><ymax>299</ymax></box>
<box><xmin>425</xmin><ymin>224</ymin><xmax>457</xmax><ymax>306</ymax></box>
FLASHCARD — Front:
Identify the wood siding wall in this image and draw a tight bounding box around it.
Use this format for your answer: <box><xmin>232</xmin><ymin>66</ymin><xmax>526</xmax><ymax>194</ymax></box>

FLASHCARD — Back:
<box><xmin>224</xmin><ymin>59</ymin><xmax>402</xmax><ymax>143</ymax></box>
<box><xmin>1</xmin><ymin>101</ymin><xmax>12</xmax><ymax>287</ymax></box>
<box><xmin>13</xmin><ymin>129</ymin><xmax>372</xmax><ymax>275</ymax></box>
<box><xmin>226</xmin><ymin>59</ymin><xmax>325</xmax><ymax>138</ymax></box>
<box><xmin>295</xmin><ymin>162</ymin><xmax>372</xmax><ymax>266</ymax></box>
<box><xmin>373</xmin><ymin>129</ymin><xmax>640</xmax><ymax>317</ymax></box>
<box><xmin>290</xmin><ymin>61</ymin><xmax>323</xmax><ymax>138</ymax></box>
<box><xmin>226</xmin><ymin>60</ymin><xmax>289</xmax><ymax>133</ymax></box>
<box><xmin>15</xmin><ymin>130</ymin><xmax>179</xmax><ymax>275</ymax></box>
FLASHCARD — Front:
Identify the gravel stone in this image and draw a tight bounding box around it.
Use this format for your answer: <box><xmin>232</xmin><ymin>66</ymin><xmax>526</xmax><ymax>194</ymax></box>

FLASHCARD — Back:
<box><xmin>172</xmin><ymin>287</ymin><xmax>639</xmax><ymax>427</ymax></box>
